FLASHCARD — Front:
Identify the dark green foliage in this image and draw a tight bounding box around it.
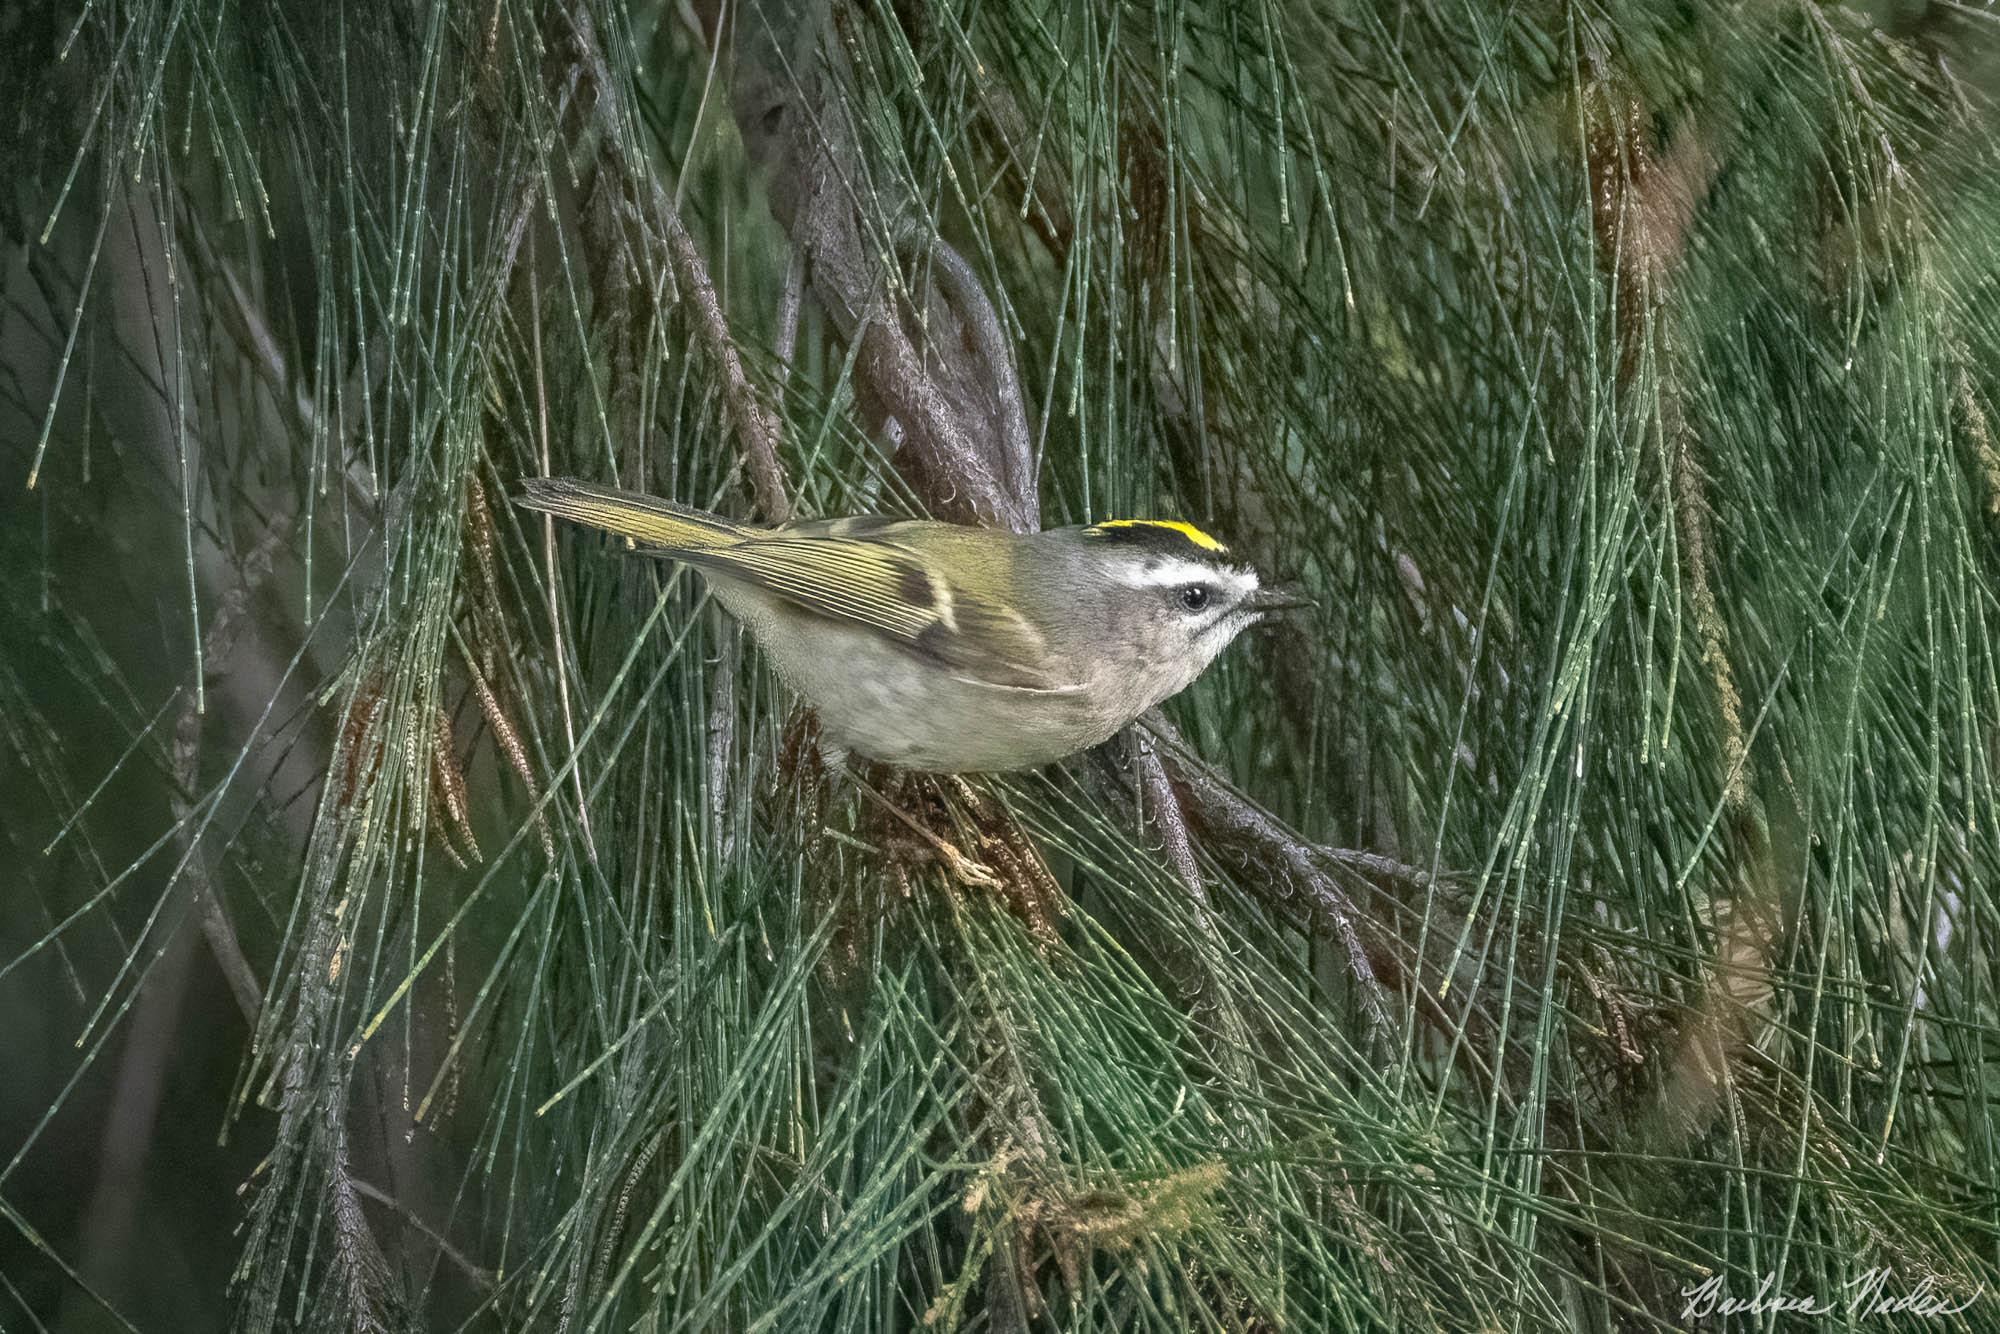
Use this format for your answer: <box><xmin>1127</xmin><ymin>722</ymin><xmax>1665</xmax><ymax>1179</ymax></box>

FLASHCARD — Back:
<box><xmin>2</xmin><ymin>1</ymin><xmax>1997</xmax><ymax>1330</ymax></box>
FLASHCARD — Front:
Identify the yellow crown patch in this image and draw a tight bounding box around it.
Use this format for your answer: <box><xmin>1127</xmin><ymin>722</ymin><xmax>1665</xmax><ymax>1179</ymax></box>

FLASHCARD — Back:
<box><xmin>1091</xmin><ymin>519</ymin><xmax>1228</xmax><ymax>553</ymax></box>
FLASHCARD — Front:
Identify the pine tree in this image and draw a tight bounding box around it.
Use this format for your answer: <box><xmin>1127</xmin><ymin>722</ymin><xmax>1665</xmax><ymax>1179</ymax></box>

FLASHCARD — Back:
<box><xmin>3</xmin><ymin>1</ymin><xmax>1997</xmax><ymax>1329</ymax></box>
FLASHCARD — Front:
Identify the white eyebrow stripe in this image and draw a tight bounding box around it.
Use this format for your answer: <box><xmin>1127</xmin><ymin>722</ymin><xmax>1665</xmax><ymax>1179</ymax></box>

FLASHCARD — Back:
<box><xmin>1127</xmin><ymin>557</ymin><xmax>1227</xmax><ymax>589</ymax></box>
<box><xmin>1122</xmin><ymin>559</ymin><xmax>1260</xmax><ymax>598</ymax></box>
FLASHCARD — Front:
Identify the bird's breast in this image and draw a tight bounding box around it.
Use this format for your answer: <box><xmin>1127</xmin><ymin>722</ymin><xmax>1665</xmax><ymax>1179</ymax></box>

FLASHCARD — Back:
<box><xmin>708</xmin><ymin>577</ymin><xmax>1112</xmax><ymax>772</ymax></box>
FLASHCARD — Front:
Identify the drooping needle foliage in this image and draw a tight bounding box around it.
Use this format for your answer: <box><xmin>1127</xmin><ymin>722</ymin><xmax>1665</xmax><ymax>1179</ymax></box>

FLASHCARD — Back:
<box><xmin>1</xmin><ymin>0</ymin><xmax>1997</xmax><ymax>1330</ymax></box>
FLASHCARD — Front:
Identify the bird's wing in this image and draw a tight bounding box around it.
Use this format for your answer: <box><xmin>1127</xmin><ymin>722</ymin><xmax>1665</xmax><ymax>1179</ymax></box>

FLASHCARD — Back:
<box><xmin>680</xmin><ymin>536</ymin><xmax>1066</xmax><ymax>692</ymax></box>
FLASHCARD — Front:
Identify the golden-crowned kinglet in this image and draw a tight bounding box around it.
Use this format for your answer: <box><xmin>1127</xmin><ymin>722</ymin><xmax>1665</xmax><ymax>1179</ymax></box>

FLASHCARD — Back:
<box><xmin>517</xmin><ymin>477</ymin><xmax>1306</xmax><ymax>772</ymax></box>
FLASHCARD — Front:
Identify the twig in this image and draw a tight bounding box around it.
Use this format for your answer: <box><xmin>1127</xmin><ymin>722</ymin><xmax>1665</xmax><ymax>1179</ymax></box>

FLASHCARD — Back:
<box><xmin>1121</xmin><ymin>731</ymin><xmax>1230</xmax><ymax>1004</ymax></box>
<box><xmin>775</xmin><ymin>244</ymin><xmax>807</xmax><ymax>374</ymax></box>
<box><xmin>177</xmin><ymin>202</ymin><xmax>316</xmax><ymax>443</ymax></box>
<box><xmin>456</xmin><ymin>631</ymin><xmax>555</xmax><ymax>861</ymax></box>
<box><xmin>1145</xmin><ymin>723</ymin><xmax>1534</xmax><ymax>1106</ymax></box>
<box><xmin>529</xmin><ymin>257</ymin><xmax>597</xmax><ymax>863</ymax></box>
<box><xmin>722</xmin><ymin>1</ymin><xmax>1036</xmax><ymax>530</ymax></box>
<box><xmin>1146</xmin><ymin>714</ymin><xmax>1398</xmax><ymax>1036</ymax></box>
<box><xmin>171</xmin><ymin>519</ymin><xmax>292</xmax><ymax>1025</ymax></box>
<box><xmin>566</xmin><ymin>5</ymin><xmax>793</xmax><ymax>524</ymax></box>
<box><xmin>1133</xmin><ymin>731</ymin><xmax>1207</xmax><ymax>909</ymax></box>
<box><xmin>325</xmin><ymin>1099</ymin><xmax>397</xmax><ymax>1329</ymax></box>
<box><xmin>1584</xmin><ymin>86</ymin><xmax>1743</xmax><ymax>805</ymax></box>
<box><xmin>897</xmin><ymin>233</ymin><xmax>1032</xmax><ymax>500</ymax></box>
<box><xmin>350</xmin><ymin>1177</ymin><xmax>496</xmax><ymax>1291</ymax></box>
<box><xmin>655</xmin><ymin>198</ymin><xmax>794</xmax><ymax>523</ymax></box>
<box><xmin>705</xmin><ymin>624</ymin><xmax>740</xmax><ymax>864</ymax></box>
<box><xmin>689</xmin><ymin>247</ymin><xmax>802</xmax><ymax>849</ymax></box>
<box><xmin>1120</xmin><ymin>731</ymin><xmax>1268</xmax><ymax>1126</ymax></box>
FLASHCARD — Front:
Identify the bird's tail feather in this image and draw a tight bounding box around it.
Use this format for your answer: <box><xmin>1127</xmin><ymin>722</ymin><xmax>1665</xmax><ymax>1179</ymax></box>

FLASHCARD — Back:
<box><xmin>515</xmin><ymin>477</ymin><xmax>751</xmax><ymax>551</ymax></box>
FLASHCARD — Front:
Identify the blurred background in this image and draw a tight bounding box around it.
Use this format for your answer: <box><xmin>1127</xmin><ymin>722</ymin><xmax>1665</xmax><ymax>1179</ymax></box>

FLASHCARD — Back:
<box><xmin>3</xmin><ymin>0</ymin><xmax>1999</xmax><ymax>1329</ymax></box>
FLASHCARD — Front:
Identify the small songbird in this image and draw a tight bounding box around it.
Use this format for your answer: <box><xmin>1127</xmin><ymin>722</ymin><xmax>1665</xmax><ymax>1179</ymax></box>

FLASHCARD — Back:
<box><xmin>516</xmin><ymin>478</ymin><xmax>1305</xmax><ymax>773</ymax></box>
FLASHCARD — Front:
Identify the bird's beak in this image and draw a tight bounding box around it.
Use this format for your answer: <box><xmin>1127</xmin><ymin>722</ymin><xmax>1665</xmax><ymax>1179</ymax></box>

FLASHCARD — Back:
<box><xmin>1245</xmin><ymin>582</ymin><xmax>1314</xmax><ymax>616</ymax></box>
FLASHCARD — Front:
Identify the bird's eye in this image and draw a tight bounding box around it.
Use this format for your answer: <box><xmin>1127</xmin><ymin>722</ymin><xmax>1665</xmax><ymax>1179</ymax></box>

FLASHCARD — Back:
<box><xmin>1178</xmin><ymin>585</ymin><xmax>1211</xmax><ymax>612</ymax></box>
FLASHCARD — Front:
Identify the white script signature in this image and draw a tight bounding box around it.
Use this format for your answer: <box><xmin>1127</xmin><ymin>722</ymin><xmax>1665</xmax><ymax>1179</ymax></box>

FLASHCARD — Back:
<box><xmin>1680</xmin><ymin>1269</ymin><xmax>1980</xmax><ymax>1321</ymax></box>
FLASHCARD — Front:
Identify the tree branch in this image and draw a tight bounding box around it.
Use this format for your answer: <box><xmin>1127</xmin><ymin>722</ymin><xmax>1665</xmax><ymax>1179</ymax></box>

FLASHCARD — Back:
<box><xmin>171</xmin><ymin>515</ymin><xmax>291</xmax><ymax>1026</ymax></box>
<box><xmin>1141</xmin><ymin>714</ymin><xmax>1397</xmax><ymax>1036</ymax></box>
<box><xmin>349</xmin><ymin>1177</ymin><xmax>496</xmax><ymax>1292</ymax></box>
<box><xmin>724</xmin><ymin>0</ymin><xmax>1036</xmax><ymax>530</ymax></box>
<box><xmin>564</xmin><ymin>5</ymin><xmax>793</xmax><ymax>524</ymax></box>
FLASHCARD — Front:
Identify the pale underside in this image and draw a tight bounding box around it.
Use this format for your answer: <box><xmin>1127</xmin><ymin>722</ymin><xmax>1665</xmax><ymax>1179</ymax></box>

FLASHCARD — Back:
<box><xmin>705</xmin><ymin>574</ymin><xmax>1122</xmax><ymax>772</ymax></box>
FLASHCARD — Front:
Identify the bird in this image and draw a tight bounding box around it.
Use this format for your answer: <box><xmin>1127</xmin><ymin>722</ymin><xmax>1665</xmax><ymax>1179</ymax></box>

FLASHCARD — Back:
<box><xmin>515</xmin><ymin>477</ymin><xmax>1305</xmax><ymax>773</ymax></box>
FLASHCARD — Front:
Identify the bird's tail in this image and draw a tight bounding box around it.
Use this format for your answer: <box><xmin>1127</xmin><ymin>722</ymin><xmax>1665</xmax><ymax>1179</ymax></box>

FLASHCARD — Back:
<box><xmin>515</xmin><ymin>477</ymin><xmax>752</xmax><ymax>552</ymax></box>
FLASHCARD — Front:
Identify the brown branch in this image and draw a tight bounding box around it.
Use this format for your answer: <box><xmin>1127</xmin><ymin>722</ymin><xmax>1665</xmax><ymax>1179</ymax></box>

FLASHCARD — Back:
<box><xmin>1583</xmin><ymin>88</ymin><xmax>1711</xmax><ymax>377</ymax></box>
<box><xmin>326</xmin><ymin>1096</ymin><xmax>398</xmax><ymax>1331</ymax></box>
<box><xmin>1148</xmin><ymin>721</ymin><xmax>1546</xmax><ymax>1111</ymax></box>
<box><xmin>969</xmin><ymin>77</ymin><xmax>1074</xmax><ymax>259</ymax></box>
<box><xmin>893</xmin><ymin>231</ymin><xmax>1035</xmax><ymax>514</ymax></box>
<box><xmin>1133</xmin><ymin>732</ymin><xmax>1206</xmax><ymax>909</ymax></box>
<box><xmin>1112</xmin><ymin>730</ymin><xmax>1232</xmax><ymax>1004</ymax></box>
<box><xmin>657</xmin><ymin>204</ymin><xmax>794</xmax><ymax>523</ymax></box>
<box><xmin>1147</xmin><ymin>715</ymin><xmax>1397</xmax><ymax>1037</ymax></box>
<box><xmin>564</xmin><ymin>6</ymin><xmax>793</xmax><ymax>524</ymax></box>
<box><xmin>724</xmin><ymin>0</ymin><xmax>1036</xmax><ymax>530</ymax></box>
